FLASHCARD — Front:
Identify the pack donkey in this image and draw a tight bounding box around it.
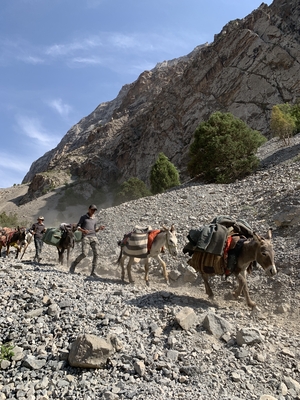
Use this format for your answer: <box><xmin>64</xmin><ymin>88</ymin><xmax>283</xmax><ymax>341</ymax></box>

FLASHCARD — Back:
<box><xmin>0</xmin><ymin>226</ymin><xmax>27</xmax><ymax>258</ymax></box>
<box><xmin>57</xmin><ymin>223</ymin><xmax>77</xmax><ymax>268</ymax></box>
<box><xmin>187</xmin><ymin>228</ymin><xmax>276</xmax><ymax>309</ymax></box>
<box><xmin>117</xmin><ymin>225</ymin><xmax>178</xmax><ymax>285</ymax></box>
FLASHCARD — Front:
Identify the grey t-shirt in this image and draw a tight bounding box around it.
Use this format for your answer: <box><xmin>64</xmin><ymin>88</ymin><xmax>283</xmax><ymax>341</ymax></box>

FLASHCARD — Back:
<box><xmin>77</xmin><ymin>214</ymin><xmax>97</xmax><ymax>237</ymax></box>
<box><xmin>31</xmin><ymin>222</ymin><xmax>46</xmax><ymax>239</ymax></box>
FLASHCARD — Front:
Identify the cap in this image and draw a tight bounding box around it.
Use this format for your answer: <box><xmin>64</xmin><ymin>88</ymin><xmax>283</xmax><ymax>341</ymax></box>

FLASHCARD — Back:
<box><xmin>89</xmin><ymin>204</ymin><xmax>97</xmax><ymax>210</ymax></box>
<box><xmin>37</xmin><ymin>216</ymin><xmax>44</xmax><ymax>221</ymax></box>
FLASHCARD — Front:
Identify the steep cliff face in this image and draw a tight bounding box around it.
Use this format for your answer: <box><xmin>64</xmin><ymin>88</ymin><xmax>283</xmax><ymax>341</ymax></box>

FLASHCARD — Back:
<box><xmin>23</xmin><ymin>0</ymin><xmax>300</xmax><ymax>192</ymax></box>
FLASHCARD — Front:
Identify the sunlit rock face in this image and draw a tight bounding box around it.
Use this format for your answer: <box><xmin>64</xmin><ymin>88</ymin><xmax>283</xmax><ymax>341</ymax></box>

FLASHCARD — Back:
<box><xmin>23</xmin><ymin>0</ymin><xmax>300</xmax><ymax>192</ymax></box>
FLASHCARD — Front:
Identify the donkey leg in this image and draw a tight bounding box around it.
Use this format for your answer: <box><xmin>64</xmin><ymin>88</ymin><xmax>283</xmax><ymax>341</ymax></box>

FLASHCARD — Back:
<box><xmin>234</xmin><ymin>272</ymin><xmax>256</xmax><ymax>309</ymax></box>
<box><xmin>156</xmin><ymin>255</ymin><xmax>169</xmax><ymax>284</ymax></box>
<box><xmin>66</xmin><ymin>248</ymin><xmax>70</xmax><ymax>268</ymax></box>
<box><xmin>120</xmin><ymin>256</ymin><xmax>126</xmax><ymax>282</ymax></box>
<box><xmin>15</xmin><ymin>247</ymin><xmax>20</xmax><ymax>259</ymax></box>
<box><xmin>202</xmin><ymin>273</ymin><xmax>214</xmax><ymax>297</ymax></box>
<box><xmin>127</xmin><ymin>258</ymin><xmax>135</xmax><ymax>283</ymax></box>
<box><xmin>233</xmin><ymin>273</ymin><xmax>244</xmax><ymax>299</ymax></box>
<box><xmin>58</xmin><ymin>248</ymin><xmax>63</xmax><ymax>265</ymax></box>
<box><xmin>144</xmin><ymin>260</ymin><xmax>150</xmax><ymax>286</ymax></box>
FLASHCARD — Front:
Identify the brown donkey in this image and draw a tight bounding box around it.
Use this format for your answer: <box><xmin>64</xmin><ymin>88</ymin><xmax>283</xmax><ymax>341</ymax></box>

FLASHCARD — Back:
<box><xmin>188</xmin><ymin>229</ymin><xmax>276</xmax><ymax>309</ymax></box>
<box><xmin>57</xmin><ymin>224</ymin><xmax>77</xmax><ymax>268</ymax></box>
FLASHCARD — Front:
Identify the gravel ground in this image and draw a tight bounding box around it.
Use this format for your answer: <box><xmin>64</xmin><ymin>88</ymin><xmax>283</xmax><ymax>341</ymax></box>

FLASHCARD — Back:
<box><xmin>0</xmin><ymin>135</ymin><xmax>300</xmax><ymax>400</ymax></box>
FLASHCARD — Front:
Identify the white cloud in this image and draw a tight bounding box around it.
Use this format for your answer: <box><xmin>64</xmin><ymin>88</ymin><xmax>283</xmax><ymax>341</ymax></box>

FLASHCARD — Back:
<box><xmin>0</xmin><ymin>151</ymin><xmax>30</xmax><ymax>173</ymax></box>
<box><xmin>0</xmin><ymin>29</ymin><xmax>203</xmax><ymax>75</ymax></box>
<box><xmin>109</xmin><ymin>33</ymin><xmax>139</xmax><ymax>49</ymax></box>
<box><xmin>70</xmin><ymin>56</ymin><xmax>103</xmax><ymax>66</ymax></box>
<box><xmin>16</xmin><ymin>115</ymin><xmax>59</xmax><ymax>147</ymax></box>
<box><xmin>45</xmin><ymin>43</ymin><xmax>75</xmax><ymax>57</ymax></box>
<box><xmin>48</xmin><ymin>99</ymin><xmax>72</xmax><ymax>117</ymax></box>
<box><xmin>43</xmin><ymin>31</ymin><xmax>191</xmax><ymax>62</ymax></box>
<box><xmin>45</xmin><ymin>37</ymin><xmax>101</xmax><ymax>57</ymax></box>
<box><xmin>19</xmin><ymin>55</ymin><xmax>44</xmax><ymax>64</ymax></box>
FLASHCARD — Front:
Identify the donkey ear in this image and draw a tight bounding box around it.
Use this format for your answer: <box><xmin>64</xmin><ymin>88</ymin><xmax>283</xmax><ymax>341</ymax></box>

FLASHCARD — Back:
<box><xmin>170</xmin><ymin>224</ymin><xmax>175</xmax><ymax>232</ymax></box>
<box><xmin>253</xmin><ymin>232</ymin><xmax>261</xmax><ymax>242</ymax></box>
<box><xmin>265</xmin><ymin>228</ymin><xmax>272</xmax><ymax>240</ymax></box>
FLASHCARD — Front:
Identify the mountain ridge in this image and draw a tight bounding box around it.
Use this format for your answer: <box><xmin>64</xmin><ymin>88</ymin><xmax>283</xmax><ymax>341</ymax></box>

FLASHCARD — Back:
<box><xmin>20</xmin><ymin>0</ymin><xmax>300</xmax><ymax>204</ymax></box>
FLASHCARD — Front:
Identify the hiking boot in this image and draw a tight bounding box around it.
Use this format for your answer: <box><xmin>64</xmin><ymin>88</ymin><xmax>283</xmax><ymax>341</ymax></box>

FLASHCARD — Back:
<box><xmin>90</xmin><ymin>268</ymin><xmax>99</xmax><ymax>277</ymax></box>
<box><xmin>69</xmin><ymin>262</ymin><xmax>76</xmax><ymax>274</ymax></box>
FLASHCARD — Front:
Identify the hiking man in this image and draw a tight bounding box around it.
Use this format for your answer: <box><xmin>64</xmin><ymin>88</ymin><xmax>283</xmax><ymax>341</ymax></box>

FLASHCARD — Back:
<box><xmin>31</xmin><ymin>216</ymin><xmax>47</xmax><ymax>263</ymax></box>
<box><xmin>69</xmin><ymin>204</ymin><xmax>105</xmax><ymax>276</ymax></box>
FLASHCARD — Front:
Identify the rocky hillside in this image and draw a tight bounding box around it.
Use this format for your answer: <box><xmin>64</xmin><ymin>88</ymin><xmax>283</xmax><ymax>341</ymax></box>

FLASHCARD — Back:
<box><xmin>0</xmin><ymin>135</ymin><xmax>299</xmax><ymax>399</ymax></box>
<box><xmin>21</xmin><ymin>0</ymin><xmax>300</xmax><ymax>202</ymax></box>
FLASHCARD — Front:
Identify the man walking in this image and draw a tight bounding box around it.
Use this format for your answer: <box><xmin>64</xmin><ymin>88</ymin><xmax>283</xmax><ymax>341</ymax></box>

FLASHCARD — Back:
<box><xmin>69</xmin><ymin>204</ymin><xmax>104</xmax><ymax>276</ymax></box>
<box><xmin>31</xmin><ymin>216</ymin><xmax>47</xmax><ymax>263</ymax></box>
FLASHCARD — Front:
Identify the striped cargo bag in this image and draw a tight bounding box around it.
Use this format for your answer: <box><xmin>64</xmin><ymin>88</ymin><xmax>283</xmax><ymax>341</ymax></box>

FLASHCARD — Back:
<box><xmin>188</xmin><ymin>251</ymin><xmax>225</xmax><ymax>275</ymax></box>
<box><xmin>122</xmin><ymin>231</ymin><xmax>149</xmax><ymax>259</ymax></box>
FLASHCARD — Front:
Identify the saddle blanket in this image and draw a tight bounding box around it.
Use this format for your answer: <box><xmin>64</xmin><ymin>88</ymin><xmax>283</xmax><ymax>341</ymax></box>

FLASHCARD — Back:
<box><xmin>147</xmin><ymin>229</ymin><xmax>161</xmax><ymax>252</ymax></box>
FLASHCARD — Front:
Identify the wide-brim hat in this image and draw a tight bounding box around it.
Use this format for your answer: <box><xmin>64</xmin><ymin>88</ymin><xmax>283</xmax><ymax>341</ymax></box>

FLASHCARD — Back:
<box><xmin>89</xmin><ymin>204</ymin><xmax>97</xmax><ymax>210</ymax></box>
<box><xmin>37</xmin><ymin>216</ymin><xmax>44</xmax><ymax>221</ymax></box>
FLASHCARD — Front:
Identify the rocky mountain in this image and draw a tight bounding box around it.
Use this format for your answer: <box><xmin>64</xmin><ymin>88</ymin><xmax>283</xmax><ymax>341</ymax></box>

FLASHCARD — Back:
<box><xmin>22</xmin><ymin>0</ymin><xmax>300</xmax><ymax>203</ymax></box>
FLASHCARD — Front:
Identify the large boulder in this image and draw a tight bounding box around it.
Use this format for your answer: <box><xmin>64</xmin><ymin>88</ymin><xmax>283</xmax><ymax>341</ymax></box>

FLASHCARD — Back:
<box><xmin>68</xmin><ymin>333</ymin><xmax>114</xmax><ymax>369</ymax></box>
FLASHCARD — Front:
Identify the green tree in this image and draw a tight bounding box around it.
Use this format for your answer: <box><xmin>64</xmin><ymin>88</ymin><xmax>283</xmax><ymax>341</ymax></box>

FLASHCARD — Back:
<box><xmin>150</xmin><ymin>153</ymin><xmax>180</xmax><ymax>194</ymax></box>
<box><xmin>115</xmin><ymin>177</ymin><xmax>152</xmax><ymax>205</ymax></box>
<box><xmin>270</xmin><ymin>104</ymin><xmax>296</xmax><ymax>145</ymax></box>
<box><xmin>290</xmin><ymin>101</ymin><xmax>300</xmax><ymax>133</ymax></box>
<box><xmin>188</xmin><ymin>111</ymin><xmax>266</xmax><ymax>183</ymax></box>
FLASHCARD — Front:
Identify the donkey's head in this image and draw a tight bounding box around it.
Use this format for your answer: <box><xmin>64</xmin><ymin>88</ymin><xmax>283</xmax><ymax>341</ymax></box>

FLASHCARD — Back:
<box><xmin>162</xmin><ymin>224</ymin><xmax>178</xmax><ymax>257</ymax></box>
<box><xmin>61</xmin><ymin>228</ymin><xmax>75</xmax><ymax>249</ymax></box>
<box><xmin>12</xmin><ymin>226</ymin><xmax>26</xmax><ymax>246</ymax></box>
<box><xmin>253</xmin><ymin>228</ymin><xmax>277</xmax><ymax>277</ymax></box>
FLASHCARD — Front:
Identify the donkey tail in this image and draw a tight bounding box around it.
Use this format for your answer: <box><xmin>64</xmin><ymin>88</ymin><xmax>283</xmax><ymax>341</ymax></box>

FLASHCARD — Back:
<box><xmin>117</xmin><ymin>245</ymin><xmax>123</xmax><ymax>264</ymax></box>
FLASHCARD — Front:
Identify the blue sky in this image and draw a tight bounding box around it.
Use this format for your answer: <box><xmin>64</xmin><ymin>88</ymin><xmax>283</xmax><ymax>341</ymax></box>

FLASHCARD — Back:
<box><xmin>0</xmin><ymin>0</ymin><xmax>271</xmax><ymax>188</ymax></box>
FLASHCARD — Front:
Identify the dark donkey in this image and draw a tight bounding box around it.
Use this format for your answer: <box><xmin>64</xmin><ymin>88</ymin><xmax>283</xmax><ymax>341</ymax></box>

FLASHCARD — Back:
<box><xmin>188</xmin><ymin>229</ymin><xmax>276</xmax><ymax>310</ymax></box>
<box><xmin>0</xmin><ymin>226</ymin><xmax>27</xmax><ymax>258</ymax></box>
<box><xmin>57</xmin><ymin>224</ymin><xmax>77</xmax><ymax>268</ymax></box>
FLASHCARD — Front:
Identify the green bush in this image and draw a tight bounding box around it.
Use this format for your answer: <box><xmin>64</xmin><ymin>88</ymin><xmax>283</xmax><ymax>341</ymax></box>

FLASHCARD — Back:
<box><xmin>150</xmin><ymin>153</ymin><xmax>180</xmax><ymax>194</ymax></box>
<box><xmin>188</xmin><ymin>111</ymin><xmax>266</xmax><ymax>183</ymax></box>
<box><xmin>114</xmin><ymin>178</ymin><xmax>152</xmax><ymax>205</ymax></box>
<box><xmin>0</xmin><ymin>343</ymin><xmax>14</xmax><ymax>361</ymax></box>
<box><xmin>0</xmin><ymin>212</ymin><xmax>21</xmax><ymax>228</ymax></box>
